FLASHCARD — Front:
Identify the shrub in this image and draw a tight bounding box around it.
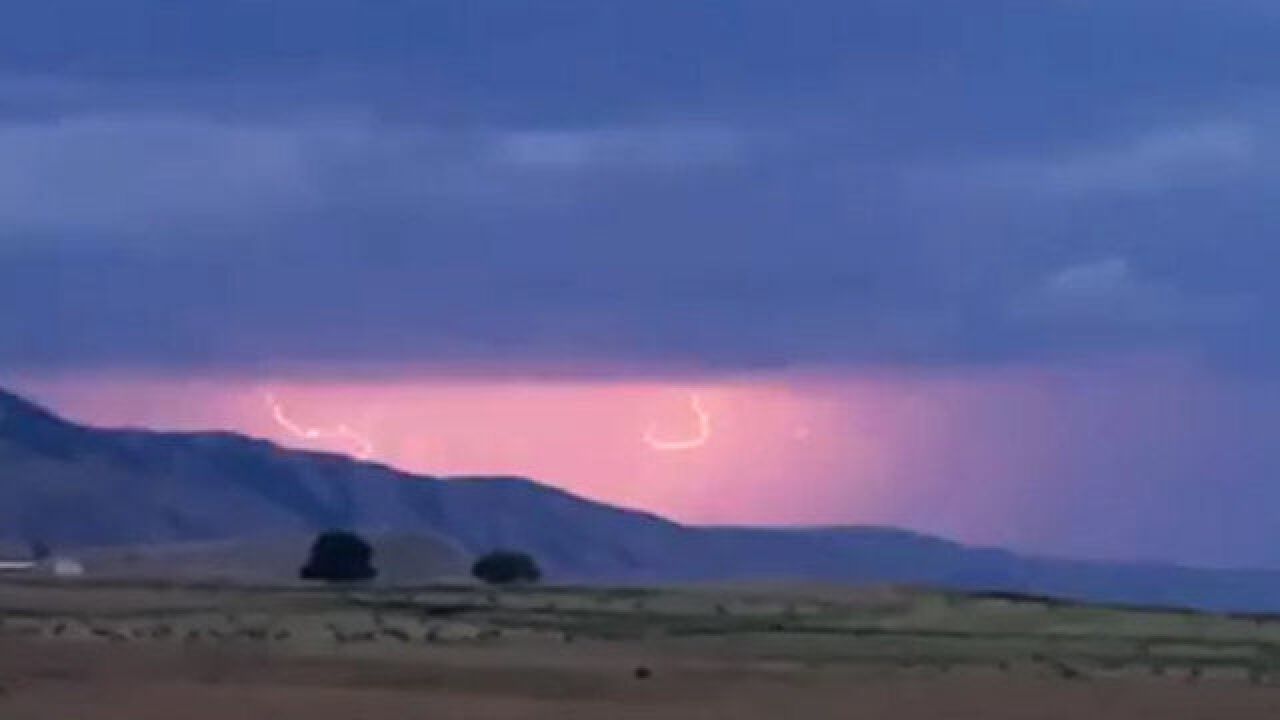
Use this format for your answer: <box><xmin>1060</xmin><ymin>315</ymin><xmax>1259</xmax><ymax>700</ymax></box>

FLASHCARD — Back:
<box><xmin>471</xmin><ymin>550</ymin><xmax>541</xmax><ymax>585</ymax></box>
<box><xmin>300</xmin><ymin>531</ymin><xmax>377</xmax><ymax>583</ymax></box>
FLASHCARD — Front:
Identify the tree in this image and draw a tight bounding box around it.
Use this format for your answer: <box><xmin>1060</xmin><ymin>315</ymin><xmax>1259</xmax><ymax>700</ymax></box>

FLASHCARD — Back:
<box><xmin>300</xmin><ymin>531</ymin><xmax>377</xmax><ymax>583</ymax></box>
<box><xmin>471</xmin><ymin>550</ymin><xmax>541</xmax><ymax>585</ymax></box>
<box><xmin>27</xmin><ymin>539</ymin><xmax>50</xmax><ymax>562</ymax></box>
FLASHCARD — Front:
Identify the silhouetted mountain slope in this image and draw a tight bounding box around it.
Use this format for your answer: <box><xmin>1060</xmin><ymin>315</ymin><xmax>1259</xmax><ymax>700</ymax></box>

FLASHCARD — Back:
<box><xmin>3</xmin><ymin>386</ymin><xmax>1280</xmax><ymax>611</ymax></box>
<box><xmin>0</xmin><ymin>388</ymin><xmax>696</xmax><ymax>576</ymax></box>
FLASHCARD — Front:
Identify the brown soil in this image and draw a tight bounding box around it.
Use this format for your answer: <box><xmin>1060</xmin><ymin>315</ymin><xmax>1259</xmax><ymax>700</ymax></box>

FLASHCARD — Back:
<box><xmin>3</xmin><ymin>639</ymin><xmax>1280</xmax><ymax>720</ymax></box>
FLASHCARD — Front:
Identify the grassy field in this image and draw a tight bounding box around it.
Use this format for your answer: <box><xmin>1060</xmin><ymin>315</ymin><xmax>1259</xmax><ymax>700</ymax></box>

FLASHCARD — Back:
<box><xmin>5</xmin><ymin>578</ymin><xmax>1280</xmax><ymax>718</ymax></box>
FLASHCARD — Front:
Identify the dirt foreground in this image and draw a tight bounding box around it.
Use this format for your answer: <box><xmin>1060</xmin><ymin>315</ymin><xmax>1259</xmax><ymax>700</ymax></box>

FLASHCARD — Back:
<box><xmin>5</xmin><ymin>639</ymin><xmax>1280</xmax><ymax>720</ymax></box>
<box><xmin>5</xmin><ymin>579</ymin><xmax>1280</xmax><ymax>718</ymax></box>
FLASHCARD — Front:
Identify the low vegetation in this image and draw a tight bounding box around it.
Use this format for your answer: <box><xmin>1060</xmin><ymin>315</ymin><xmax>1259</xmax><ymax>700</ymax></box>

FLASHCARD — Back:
<box><xmin>3</xmin><ymin>577</ymin><xmax>1280</xmax><ymax>685</ymax></box>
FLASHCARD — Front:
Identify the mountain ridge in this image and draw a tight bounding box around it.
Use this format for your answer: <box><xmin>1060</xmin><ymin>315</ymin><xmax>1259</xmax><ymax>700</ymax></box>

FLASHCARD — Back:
<box><xmin>5</xmin><ymin>386</ymin><xmax>1280</xmax><ymax>612</ymax></box>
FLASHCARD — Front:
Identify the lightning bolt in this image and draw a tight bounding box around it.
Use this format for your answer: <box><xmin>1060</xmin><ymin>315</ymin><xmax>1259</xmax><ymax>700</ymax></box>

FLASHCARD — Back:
<box><xmin>262</xmin><ymin>392</ymin><xmax>375</xmax><ymax>460</ymax></box>
<box><xmin>644</xmin><ymin>394</ymin><xmax>712</xmax><ymax>452</ymax></box>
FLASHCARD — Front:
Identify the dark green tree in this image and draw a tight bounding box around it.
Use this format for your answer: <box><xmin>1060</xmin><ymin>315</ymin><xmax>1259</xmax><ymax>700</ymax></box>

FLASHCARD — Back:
<box><xmin>471</xmin><ymin>550</ymin><xmax>542</xmax><ymax>585</ymax></box>
<box><xmin>300</xmin><ymin>531</ymin><xmax>377</xmax><ymax>583</ymax></box>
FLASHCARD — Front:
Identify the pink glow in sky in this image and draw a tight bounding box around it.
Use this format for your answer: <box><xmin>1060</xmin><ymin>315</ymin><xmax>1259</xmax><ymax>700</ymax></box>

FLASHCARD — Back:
<box><xmin>15</xmin><ymin>375</ymin><xmax>856</xmax><ymax>524</ymax></box>
<box><xmin>14</xmin><ymin>357</ymin><xmax>1274</xmax><ymax>567</ymax></box>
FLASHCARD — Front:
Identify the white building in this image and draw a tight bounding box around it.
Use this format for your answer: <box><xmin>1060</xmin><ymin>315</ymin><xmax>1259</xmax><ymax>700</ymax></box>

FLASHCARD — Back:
<box><xmin>0</xmin><ymin>557</ymin><xmax>84</xmax><ymax>576</ymax></box>
<box><xmin>48</xmin><ymin>557</ymin><xmax>84</xmax><ymax>577</ymax></box>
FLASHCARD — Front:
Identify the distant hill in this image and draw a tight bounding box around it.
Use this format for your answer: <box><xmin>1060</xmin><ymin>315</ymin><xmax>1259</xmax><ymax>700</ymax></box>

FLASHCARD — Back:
<box><xmin>5</xmin><ymin>386</ymin><xmax>1280</xmax><ymax>611</ymax></box>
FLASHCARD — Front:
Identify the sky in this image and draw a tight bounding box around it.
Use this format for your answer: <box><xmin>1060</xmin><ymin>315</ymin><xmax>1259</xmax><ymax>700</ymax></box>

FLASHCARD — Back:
<box><xmin>4</xmin><ymin>1</ymin><xmax>1280</xmax><ymax>569</ymax></box>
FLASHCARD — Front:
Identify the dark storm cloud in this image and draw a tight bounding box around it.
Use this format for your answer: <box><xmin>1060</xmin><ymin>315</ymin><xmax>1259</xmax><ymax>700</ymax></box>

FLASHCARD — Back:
<box><xmin>1</xmin><ymin>0</ymin><xmax>1277</xmax><ymax>374</ymax></box>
